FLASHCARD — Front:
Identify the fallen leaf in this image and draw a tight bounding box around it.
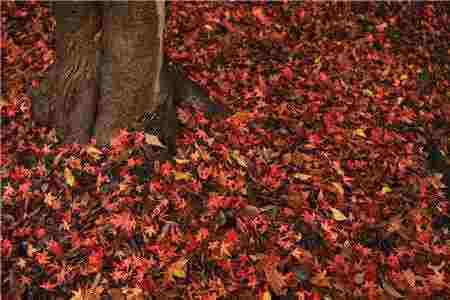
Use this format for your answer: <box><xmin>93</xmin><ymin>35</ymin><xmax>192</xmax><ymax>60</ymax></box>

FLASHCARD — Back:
<box><xmin>86</xmin><ymin>145</ymin><xmax>102</xmax><ymax>160</ymax></box>
<box><xmin>381</xmin><ymin>277</ymin><xmax>404</xmax><ymax>298</ymax></box>
<box><xmin>231</xmin><ymin>150</ymin><xmax>248</xmax><ymax>168</ymax></box>
<box><xmin>293</xmin><ymin>173</ymin><xmax>312</xmax><ymax>181</ymax></box>
<box><xmin>381</xmin><ymin>185</ymin><xmax>392</xmax><ymax>194</ymax></box>
<box><xmin>311</xmin><ymin>270</ymin><xmax>331</xmax><ymax>288</ymax></box>
<box><xmin>175</xmin><ymin>158</ymin><xmax>190</xmax><ymax>164</ymax></box>
<box><xmin>144</xmin><ymin>133</ymin><xmax>166</xmax><ymax>148</ymax></box>
<box><xmin>262</xmin><ymin>256</ymin><xmax>286</xmax><ymax>296</ymax></box>
<box><xmin>64</xmin><ymin>167</ymin><xmax>75</xmax><ymax>187</ymax></box>
<box><xmin>174</xmin><ymin>171</ymin><xmax>193</xmax><ymax>181</ymax></box>
<box><xmin>261</xmin><ymin>290</ymin><xmax>271</xmax><ymax>300</ymax></box>
<box><xmin>167</xmin><ymin>258</ymin><xmax>188</xmax><ymax>281</ymax></box>
<box><xmin>354</xmin><ymin>128</ymin><xmax>367</xmax><ymax>138</ymax></box>
<box><xmin>330</xmin><ymin>207</ymin><xmax>347</xmax><ymax>221</ymax></box>
<box><xmin>123</xmin><ymin>288</ymin><xmax>144</xmax><ymax>300</ymax></box>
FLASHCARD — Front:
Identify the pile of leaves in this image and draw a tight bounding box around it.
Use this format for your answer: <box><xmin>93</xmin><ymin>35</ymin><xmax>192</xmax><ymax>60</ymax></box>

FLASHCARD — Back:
<box><xmin>1</xmin><ymin>1</ymin><xmax>449</xmax><ymax>299</ymax></box>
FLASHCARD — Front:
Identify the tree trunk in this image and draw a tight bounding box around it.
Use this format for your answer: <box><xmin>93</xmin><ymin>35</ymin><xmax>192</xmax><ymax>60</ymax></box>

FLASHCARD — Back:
<box><xmin>94</xmin><ymin>1</ymin><xmax>166</xmax><ymax>146</ymax></box>
<box><xmin>31</xmin><ymin>1</ymin><xmax>226</xmax><ymax>157</ymax></box>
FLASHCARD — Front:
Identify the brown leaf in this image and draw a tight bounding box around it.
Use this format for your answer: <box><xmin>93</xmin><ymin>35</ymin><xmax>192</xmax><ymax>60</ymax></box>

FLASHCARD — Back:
<box><xmin>110</xmin><ymin>288</ymin><xmax>125</xmax><ymax>300</ymax></box>
<box><xmin>311</xmin><ymin>270</ymin><xmax>330</xmax><ymax>288</ymax></box>
<box><xmin>262</xmin><ymin>256</ymin><xmax>286</xmax><ymax>296</ymax></box>
<box><xmin>381</xmin><ymin>277</ymin><xmax>404</xmax><ymax>299</ymax></box>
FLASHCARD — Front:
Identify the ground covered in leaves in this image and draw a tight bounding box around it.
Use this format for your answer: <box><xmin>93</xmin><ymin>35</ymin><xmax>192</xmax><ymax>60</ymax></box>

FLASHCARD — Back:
<box><xmin>1</xmin><ymin>1</ymin><xmax>450</xmax><ymax>300</ymax></box>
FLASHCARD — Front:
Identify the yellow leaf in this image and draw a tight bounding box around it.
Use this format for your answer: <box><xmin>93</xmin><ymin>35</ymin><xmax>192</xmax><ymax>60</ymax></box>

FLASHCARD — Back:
<box><xmin>330</xmin><ymin>207</ymin><xmax>347</xmax><ymax>221</ymax></box>
<box><xmin>363</xmin><ymin>89</ymin><xmax>374</xmax><ymax>97</ymax></box>
<box><xmin>174</xmin><ymin>171</ymin><xmax>192</xmax><ymax>181</ymax></box>
<box><xmin>144</xmin><ymin>133</ymin><xmax>166</xmax><ymax>148</ymax></box>
<box><xmin>86</xmin><ymin>145</ymin><xmax>102</xmax><ymax>160</ymax></box>
<box><xmin>314</xmin><ymin>56</ymin><xmax>321</xmax><ymax>64</ymax></box>
<box><xmin>168</xmin><ymin>258</ymin><xmax>188</xmax><ymax>281</ymax></box>
<box><xmin>354</xmin><ymin>128</ymin><xmax>366</xmax><ymax>138</ymax></box>
<box><xmin>400</xmin><ymin>74</ymin><xmax>408</xmax><ymax>81</ymax></box>
<box><xmin>64</xmin><ymin>167</ymin><xmax>75</xmax><ymax>187</ymax></box>
<box><xmin>293</xmin><ymin>173</ymin><xmax>312</xmax><ymax>181</ymax></box>
<box><xmin>175</xmin><ymin>158</ymin><xmax>190</xmax><ymax>165</ymax></box>
<box><xmin>231</xmin><ymin>150</ymin><xmax>248</xmax><ymax>168</ymax></box>
<box><xmin>332</xmin><ymin>182</ymin><xmax>344</xmax><ymax>197</ymax></box>
<box><xmin>382</xmin><ymin>185</ymin><xmax>392</xmax><ymax>194</ymax></box>
<box><xmin>261</xmin><ymin>290</ymin><xmax>271</xmax><ymax>300</ymax></box>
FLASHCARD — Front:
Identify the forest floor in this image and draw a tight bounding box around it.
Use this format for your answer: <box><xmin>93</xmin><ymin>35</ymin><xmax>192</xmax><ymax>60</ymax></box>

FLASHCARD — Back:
<box><xmin>1</xmin><ymin>2</ymin><xmax>449</xmax><ymax>300</ymax></box>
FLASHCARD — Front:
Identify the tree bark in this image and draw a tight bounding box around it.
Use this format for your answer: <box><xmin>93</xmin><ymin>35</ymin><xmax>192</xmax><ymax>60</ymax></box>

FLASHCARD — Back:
<box><xmin>94</xmin><ymin>1</ymin><xmax>165</xmax><ymax>146</ymax></box>
<box><xmin>31</xmin><ymin>1</ymin><xmax>226</xmax><ymax>157</ymax></box>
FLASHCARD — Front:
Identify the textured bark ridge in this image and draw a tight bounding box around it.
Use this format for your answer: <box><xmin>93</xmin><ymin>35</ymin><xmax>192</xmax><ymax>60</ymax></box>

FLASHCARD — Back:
<box><xmin>47</xmin><ymin>1</ymin><xmax>102</xmax><ymax>144</ymax></box>
<box><xmin>94</xmin><ymin>1</ymin><xmax>164</xmax><ymax>146</ymax></box>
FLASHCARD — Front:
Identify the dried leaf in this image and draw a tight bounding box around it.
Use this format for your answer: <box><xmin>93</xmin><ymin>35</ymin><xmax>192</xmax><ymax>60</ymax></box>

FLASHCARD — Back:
<box><xmin>123</xmin><ymin>288</ymin><xmax>144</xmax><ymax>300</ymax></box>
<box><xmin>231</xmin><ymin>150</ymin><xmax>248</xmax><ymax>168</ymax></box>
<box><xmin>330</xmin><ymin>207</ymin><xmax>347</xmax><ymax>221</ymax></box>
<box><xmin>381</xmin><ymin>277</ymin><xmax>404</xmax><ymax>298</ymax></box>
<box><xmin>174</xmin><ymin>171</ymin><xmax>193</xmax><ymax>181</ymax></box>
<box><xmin>261</xmin><ymin>290</ymin><xmax>271</xmax><ymax>300</ymax></box>
<box><xmin>86</xmin><ymin>145</ymin><xmax>102</xmax><ymax>160</ymax></box>
<box><xmin>64</xmin><ymin>167</ymin><xmax>75</xmax><ymax>187</ymax></box>
<box><xmin>354</xmin><ymin>128</ymin><xmax>367</xmax><ymax>138</ymax></box>
<box><xmin>175</xmin><ymin>158</ymin><xmax>190</xmax><ymax>164</ymax></box>
<box><xmin>0</xmin><ymin>96</ymin><xmax>8</xmax><ymax>109</ymax></box>
<box><xmin>144</xmin><ymin>133</ymin><xmax>166</xmax><ymax>148</ymax></box>
<box><xmin>262</xmin><ymin>256</ymin><xmax>286</xmax><ymax>296</ymax></box>
<box><xmin>311</xmin><ymin>270</ymin><xmax>331</xmax><ymax>288</ymax></box>
<box><xmin>167</xmin><ymin>258</ymin><xmax>188</xmax><ymax>281</ymax></box>
<box><xmin>381</xmin><ymin>185</ymin><xmax>392</xmax><ymax>194</ymax></box>
<box><xmin>293</xmin><ymin>173</ymin><xmax>312</xmax><ymax>181</ymax></box>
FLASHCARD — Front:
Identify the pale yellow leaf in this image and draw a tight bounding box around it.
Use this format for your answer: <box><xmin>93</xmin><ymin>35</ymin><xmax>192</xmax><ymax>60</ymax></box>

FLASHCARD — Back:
<box><xmin>64</xmin><ymin>167</ymin><xmax>75</xmax><ymax>187</ymax></box>
<box><xmin>382</xmin><ymin>185</ymin><xmax>392</xmax><ymax>194</ymax></box>
<box><xmin>231</xmin><ymin>150</ymin><xmax>248</xmax><ymax>168</ymax></box>
<box><xmin>293</xmin><ymin>173</ymin><xmax>312</xmax><ymax>181</ymax></box>
<box><xmin>86</xmin><ymin>145</ymin><xmax>102</xmax><ymax>160</ymax></box>
<box><xmin>174</xmin><ymin>171</ymin><xmax>193</xmax><ymax>181</ymax></box>
<box><xmin>144</xmin><ymin>133</ymin><xmax>166</xmax><ymax>148</ymax></box>
<box><xmin>175</xmin><ymin>158</ymin><xmax>190</xmax><ymax>165</ymax></box>
<box><xmin>332</xmin><ymin>182</ymin><xmax>344</xmax><ymax>197</ymax></box>
<box><xmin>354</xmin><ymin>128</ymin><xmax>366</xmax><ymax>138</ymax></box>
<box><xmin>330</xmin><ymin>207</ymin><xmax>347</xmax><ymax>221</ymax></box>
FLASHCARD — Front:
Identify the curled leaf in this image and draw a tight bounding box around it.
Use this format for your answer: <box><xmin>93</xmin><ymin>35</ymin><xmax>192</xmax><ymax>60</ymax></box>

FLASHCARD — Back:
<box><xmin>381</xmin><ymin>277</ymin><xmax>404</xmax><ymax>298</ymax></box>
<box><xmin>64</xmin><ymin>167</ymin><xmax>75</xmax><ymax>187</ymax></box>
<box><xmin>144</xmin><ymin>133</ymin><xmax>166</xmax><ymax>148</ymax></box>
<box><xmin>86</xmin><ymin>145</ymin><xmax>102</xmax><ymax>160</ymax></box>
<box><xmin>330</xmin><ymin>207</ymin><xmax>347</xmax><ymax>221</ymax></box>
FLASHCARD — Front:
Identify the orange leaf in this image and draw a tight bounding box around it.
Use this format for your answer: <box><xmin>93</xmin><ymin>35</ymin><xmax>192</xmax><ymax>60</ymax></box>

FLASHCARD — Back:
<box><xmin>311</xmin><ymin>270</ymin><xmax>330</xmax><ymax>288</ymax></box>
<box><xmin>262</xmin><ymin>256</ymin><xmax>286</xmax><ymax>296</ymax></box>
